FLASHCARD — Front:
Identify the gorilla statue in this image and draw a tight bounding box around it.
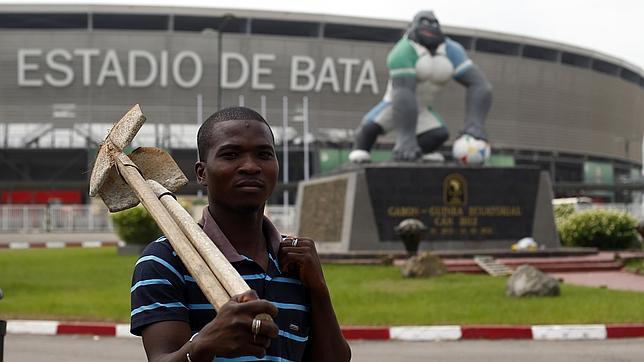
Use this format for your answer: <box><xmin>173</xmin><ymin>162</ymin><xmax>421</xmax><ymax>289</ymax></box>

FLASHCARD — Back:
<box><xmin>349</xmin><ymin>10</ymin><xmax>493</xmax><ymax>163</ymax></box>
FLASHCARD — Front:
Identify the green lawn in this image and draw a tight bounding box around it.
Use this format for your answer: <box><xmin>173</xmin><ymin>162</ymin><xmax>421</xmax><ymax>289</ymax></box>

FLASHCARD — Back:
<box><xmin>0</xmin><ymin>248</ymin><xmax>136</xmax><ymax>322</ymax></box>
<box><xmin>625</xmin><ymin>258</ymin><xmax>644</xmax><ymax>274</ymax></box>
<box><xmin>1</xmin><ymin>248</ymin><xmax>643</xmax><ymax>325</ymax></box>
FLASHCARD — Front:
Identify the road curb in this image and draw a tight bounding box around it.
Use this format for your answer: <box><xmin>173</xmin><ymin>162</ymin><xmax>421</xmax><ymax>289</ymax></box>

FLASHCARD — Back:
<box><xmin>6</xmin><ymin>320</ymin><xmax>644</xmax><ymax>341</ymax></box>
<box><xmin>0</xmin><ymin>241</ymin><xmax>123</xmax><ymax>249</ymax></box>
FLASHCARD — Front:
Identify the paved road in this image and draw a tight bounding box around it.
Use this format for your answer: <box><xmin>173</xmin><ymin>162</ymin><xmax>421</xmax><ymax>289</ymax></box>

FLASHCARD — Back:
<box><xmin>4</xmin><ymin>335</ymin><xmax>644</xmax><ymax>362</ymax></box>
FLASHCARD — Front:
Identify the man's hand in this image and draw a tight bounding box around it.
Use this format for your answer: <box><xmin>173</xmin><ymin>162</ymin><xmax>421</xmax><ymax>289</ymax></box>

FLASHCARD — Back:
<box><xmin>278</xmin><ymin>237</ymin><xmax>326</xmax><ymax>292</ymax></box>
<box><xmin>191</xmin><ymin>290</ymin><xmax>279</xmax><ymax>360</ymax></box>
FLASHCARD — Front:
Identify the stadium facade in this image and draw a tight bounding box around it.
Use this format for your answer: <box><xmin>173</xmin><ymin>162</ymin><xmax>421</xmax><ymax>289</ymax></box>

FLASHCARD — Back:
<box><xmin>1</xmin><ymin>4</ymin><xmax>643</xmax><ymax>204</ymax></box>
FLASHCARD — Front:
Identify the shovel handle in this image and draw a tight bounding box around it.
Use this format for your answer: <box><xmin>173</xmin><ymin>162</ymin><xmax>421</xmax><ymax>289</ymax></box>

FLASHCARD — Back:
<box><xmin>114</xmin><ymin>152</ymin><xmax>230</xmax><ymax>309</ymax></box>
<box><xmin>147</xmin><ymin>180</ymin><xmax>250</xmax><ymax>296</ymax></box>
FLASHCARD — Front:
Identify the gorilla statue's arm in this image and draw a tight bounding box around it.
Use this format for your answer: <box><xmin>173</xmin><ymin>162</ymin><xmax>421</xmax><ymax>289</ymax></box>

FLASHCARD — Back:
<box><xmin>453</xmin><ymin>64</ymin><xmax>493</xmax><ymax>140</ymax></box>
<box><xmin>391</xmin><ymin>75</ymin><xmax>423</xmax><ymax>161</ymax></box>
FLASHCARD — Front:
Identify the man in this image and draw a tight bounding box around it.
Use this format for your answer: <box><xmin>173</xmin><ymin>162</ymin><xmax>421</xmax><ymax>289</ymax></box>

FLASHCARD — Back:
<box><xmin>130</xmin><ymin>107</ymin><xmax>351</xmax><ymax>362</ymax></box>
<box><xmin>349</xmin><ymin>10</ymin><xmax>492</xmax><ymax>163</ymax></box>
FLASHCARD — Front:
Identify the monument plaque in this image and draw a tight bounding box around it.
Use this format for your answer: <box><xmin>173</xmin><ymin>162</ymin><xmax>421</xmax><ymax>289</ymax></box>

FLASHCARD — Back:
<box><xmin>366</xmin><ymin>167</ymin><xmax>540</xmax><ymax>242</ymax></box>
<box><xmin>298</xmin><ymin>178</ymin><xmax>348</xmax><ymax>242</ymax></box>
<box><xmin>295</xmin><ymin>163</ymin><xmax>560</xmax><ymax>252</ymax></box>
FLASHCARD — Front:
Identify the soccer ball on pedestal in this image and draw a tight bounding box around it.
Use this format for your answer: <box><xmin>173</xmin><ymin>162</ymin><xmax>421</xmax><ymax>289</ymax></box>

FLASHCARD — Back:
<box><xmin>452</xmin><ymin>134</ymin><xmax>491</xmax><ymax>165</ymax></box>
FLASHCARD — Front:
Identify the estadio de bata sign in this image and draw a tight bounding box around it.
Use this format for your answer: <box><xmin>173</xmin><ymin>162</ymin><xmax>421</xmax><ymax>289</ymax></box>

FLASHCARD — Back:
<box><xmin>18</xmin><ymin>48</ymin><xmax>202</xmax><ymax>88</ymax></box>
<box><xmin>17</xmin><ymin>48</ymin><xmax>379</xmax><ymax>94</ymax></box>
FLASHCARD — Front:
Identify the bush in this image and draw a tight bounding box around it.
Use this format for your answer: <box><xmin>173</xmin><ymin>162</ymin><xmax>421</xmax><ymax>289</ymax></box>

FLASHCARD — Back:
<box><xmin>558</xmin><ymin>209</ymin><xmax>638</xmax><ymax>250</ymax></box>
<box><xmin>554</xmin><ymin>204</ymin><xmax>575</xmax><ymax>222</ymax></box>
<box><xmin>111</xmin><ymin>205</ymin><xmax>162</xmax><ymax>245</ymax></box>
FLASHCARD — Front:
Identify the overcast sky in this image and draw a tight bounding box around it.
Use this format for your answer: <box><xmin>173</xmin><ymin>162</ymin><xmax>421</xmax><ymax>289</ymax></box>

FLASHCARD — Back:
<box><xmin>3</xmin><ymin>0</ymin><xmax>643</xmax><ymax>69</ymax></box>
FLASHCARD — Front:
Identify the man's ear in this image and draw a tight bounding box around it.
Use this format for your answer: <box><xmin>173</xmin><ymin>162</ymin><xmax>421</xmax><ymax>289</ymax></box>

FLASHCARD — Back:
<box><xmin>195</xmin><ymin>161</ymin><xmax>207</xmax><ymax>186</ymax></box>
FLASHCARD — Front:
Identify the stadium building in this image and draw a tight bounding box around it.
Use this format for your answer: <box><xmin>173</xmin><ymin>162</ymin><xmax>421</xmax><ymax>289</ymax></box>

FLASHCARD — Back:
<box><xmin>1</xmin><ymin>4</ymin><xmax>643</xmax><ymax>207</ymax></box>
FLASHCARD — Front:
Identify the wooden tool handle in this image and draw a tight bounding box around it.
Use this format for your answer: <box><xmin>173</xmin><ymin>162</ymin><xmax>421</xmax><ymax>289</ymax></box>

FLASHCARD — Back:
<box><xmin>114</xmin><ymin>152</ymin><xmax>230</xmax><ymax>309</ymax></box>
<box><xmin>147</xmin><ymin>180</ymin><xmax>250</xmax><ymax>296</ymax></box>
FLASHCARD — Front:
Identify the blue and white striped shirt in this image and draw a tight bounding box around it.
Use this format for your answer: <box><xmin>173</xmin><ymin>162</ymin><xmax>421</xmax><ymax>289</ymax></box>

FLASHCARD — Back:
<box><xmin>130</xmin><ymin>212</ymin><xmax>310</xmax><ymax>362</ymax></box>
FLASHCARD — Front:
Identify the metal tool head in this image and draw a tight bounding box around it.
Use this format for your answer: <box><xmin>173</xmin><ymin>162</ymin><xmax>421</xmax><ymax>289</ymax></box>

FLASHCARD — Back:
<box><xmin>95</xmin><ymin>147</ymin><xmax>189</xmax><ymax>212</ymax></box>
<box><xmin>88</xmin><ymin>104</ymin><xmax>189</xmax><ymax>212</ymax></box>
<box><xmin>89</xmin><ymin>104</ymin><xmax>146</xmax><ymax>197</ymax></box>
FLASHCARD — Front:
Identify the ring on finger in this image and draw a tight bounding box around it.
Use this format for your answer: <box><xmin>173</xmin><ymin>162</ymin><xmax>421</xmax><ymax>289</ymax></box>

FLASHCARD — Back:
<box><xmin>291</xmin><ymin>238</ymin><xmax>298</xmax><ymax>247</ymax></box>
<box><xmin>251</xmin><ymin>317</ymin><xmax>262</xmax><ymax>336</ymax></box>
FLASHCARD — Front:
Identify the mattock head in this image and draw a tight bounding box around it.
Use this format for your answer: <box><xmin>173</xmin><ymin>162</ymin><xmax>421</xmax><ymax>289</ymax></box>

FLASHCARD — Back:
<box><xmin>89</xmin><ymin>105</ymin><xmax>188</xmax><ymax>212</ymax></box>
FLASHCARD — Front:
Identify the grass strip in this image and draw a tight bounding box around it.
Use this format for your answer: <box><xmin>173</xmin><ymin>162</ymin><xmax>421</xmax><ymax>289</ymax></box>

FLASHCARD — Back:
<box><xmin>1</xmin><ymin>248</ymin><xmax>643</xmax><ymax>325</ymax></box>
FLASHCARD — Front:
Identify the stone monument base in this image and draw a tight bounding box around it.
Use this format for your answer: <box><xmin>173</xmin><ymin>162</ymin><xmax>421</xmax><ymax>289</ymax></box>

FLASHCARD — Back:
<box><xmin>295</xmin><ymin>163</ymin><xmax>560</xmax><ymax>253</ymax></box>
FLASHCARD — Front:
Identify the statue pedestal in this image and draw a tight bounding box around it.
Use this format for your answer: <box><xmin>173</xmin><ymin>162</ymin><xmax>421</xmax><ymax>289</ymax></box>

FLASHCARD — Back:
<box><xmin>294</xmin><ymin>163</ymin><xmax>560</xmax><ymax>252</ymax></box>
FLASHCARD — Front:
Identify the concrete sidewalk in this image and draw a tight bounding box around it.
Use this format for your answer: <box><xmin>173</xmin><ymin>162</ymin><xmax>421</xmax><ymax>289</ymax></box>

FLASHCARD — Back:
<box><xmin>552</xmin><ymin>271</ymin><xmax>644</xmax><ymax>292</ymax></box>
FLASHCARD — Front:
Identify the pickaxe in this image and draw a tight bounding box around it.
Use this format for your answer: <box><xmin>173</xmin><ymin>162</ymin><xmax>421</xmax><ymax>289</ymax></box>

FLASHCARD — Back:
<box><xmin>89</xmin><ymin>105</ymin><xmax>253</xmax><ymax>310</ymax></box>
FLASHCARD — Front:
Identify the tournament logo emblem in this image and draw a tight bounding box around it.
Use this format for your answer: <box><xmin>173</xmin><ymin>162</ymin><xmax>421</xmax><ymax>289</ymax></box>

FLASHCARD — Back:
<box><xmin>443</xmin><ymin>173</ymin><xmax>467</xmax><ymax>206</ymax></box>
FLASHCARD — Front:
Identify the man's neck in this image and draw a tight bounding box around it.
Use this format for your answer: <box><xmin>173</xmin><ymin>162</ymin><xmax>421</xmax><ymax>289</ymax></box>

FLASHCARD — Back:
<box><xmin>209</xmin><ymin>204</ymin><xmax>268</xmax><ymax>266</ymax></box>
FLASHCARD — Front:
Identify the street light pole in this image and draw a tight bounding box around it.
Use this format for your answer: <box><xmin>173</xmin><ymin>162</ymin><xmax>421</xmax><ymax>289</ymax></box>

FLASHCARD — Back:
<box><xmin>217</xmin><ymin>14</ymin><xmax>235</xmax><ymax>111</ymax></box>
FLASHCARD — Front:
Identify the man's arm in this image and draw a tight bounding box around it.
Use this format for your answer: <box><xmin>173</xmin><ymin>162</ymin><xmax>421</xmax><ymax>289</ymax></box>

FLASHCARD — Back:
<box><xmin>279</xmin><ymin>238</ymin><xmax>351</xmax><ymax>362</ymax></box>
<box><xmin>141</xmin><ymin>291</ymin><xmax>279</xmax><ymax>362</ymax></box>
<box><xmin>454</xmin><ymin>65</ymin><xmax>493</xmax><ymax>140</ymax></box>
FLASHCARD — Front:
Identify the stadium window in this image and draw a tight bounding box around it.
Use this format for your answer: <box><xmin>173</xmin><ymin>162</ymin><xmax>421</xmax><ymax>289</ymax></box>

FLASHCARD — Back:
<box><xmin>446</xmin><ymin>34</ymin><xmax>473</xmax><ymax>49</ymax></box>
<box><xmin>323</xmin><ymin>23</ymin><xmax>403</xmax><ymax>42</ymax></box>
<box><xmin>561</xmin><ymin>52</ymin><xmax>591</xmax><ymax>68</ymax></box>
<box><xmin>522</xmin><ymin>45</ymin><xmax>559</xmax><ymax>62</ymax></box>
<box><xmin>92</xmin><ymin>14</ymin><xmax>168</xmax><ymax>30</ymax></box>
<box><xmin>174</xmin><ymin>16</ymin><xmax>218</xmax><ymax>32</ymax></box>
<box><xmin>591</xmin><ymin>59</ymin><xmax>620</xmax><ymax>76</ymax></box>
<box><xmin>0</xmin><ymin>13</ymin><xmax>87</xmax><ymax>28</ymax></box>
<box><xmin>619</xmin><ymin>67</ymin><xmax>640</xmax><ymax>85</ymax></box>
<box><xmin>174</xmin><ymin>15</ymin><xmax>248</xmax><ymax>33</ymax></box>
<box><xmin>474</xmin><ymin>38</ymin><xmax>520</xmax><ymax>56</ymax></box>
<box><xmin>251</xmin><ymin>19</ymin><xmax>320</xmax><ymax>37</ymax></box>
<box><xmin>555</xmin><ymin>161</ymin><xmax>583</xmax><ymax>182</ymax></box>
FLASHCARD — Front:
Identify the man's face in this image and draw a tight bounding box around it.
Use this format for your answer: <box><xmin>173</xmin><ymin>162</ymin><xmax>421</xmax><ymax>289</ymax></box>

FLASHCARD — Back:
<box><xmin>196</xmin><ymin>119</ymin><xmax>278</xmax><ymax>212</ymax></box>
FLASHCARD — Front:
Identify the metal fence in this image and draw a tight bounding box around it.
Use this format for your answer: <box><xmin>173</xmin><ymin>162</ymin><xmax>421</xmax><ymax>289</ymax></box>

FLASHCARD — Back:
<box><xmin>265</xmin><ymin>205</ymin><xmax>297</xmax><ymax>235</ymax></box>
<box><xmin>0</xmin><ymin>206</ymin><xmax>47</xmax><ymax>232</ymax></box>
<box><xmin>0</xmin><ymin>204</ymin><xmax>296</xmax><ymax>234</ymax></box>
<box><xmin>0</xmin><ymin>205</ymin><xmax>113</xmax><ymax>233</ymax></box>
<box><xmin>48</xmin><ymin>205</ymin><xmax>113</xmax><ymax>232</ymax></box>
<box><xmin>2</xmin><ymin>202</ymin><xmax>642</xmax><ymax>235</ymax></box>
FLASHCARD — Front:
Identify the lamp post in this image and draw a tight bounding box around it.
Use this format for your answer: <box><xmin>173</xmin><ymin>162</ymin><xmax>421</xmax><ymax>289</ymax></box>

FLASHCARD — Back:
<box><xmin>217</xmin><ymin>14</ymin><xmax>235</xmax><ymax>111</ymax></box>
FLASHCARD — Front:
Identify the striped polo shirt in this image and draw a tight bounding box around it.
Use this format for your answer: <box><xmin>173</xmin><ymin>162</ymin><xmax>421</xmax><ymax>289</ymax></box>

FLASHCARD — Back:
<box><xmin>130</xmin><ymin>207</ymin><xmax>310</xmax><ymax>362</ymax></box>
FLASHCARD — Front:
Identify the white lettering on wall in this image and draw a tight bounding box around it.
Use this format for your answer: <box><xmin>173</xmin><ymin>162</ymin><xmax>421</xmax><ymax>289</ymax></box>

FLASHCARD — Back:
<box><xmin>337</xmin><ymin>58</ymin><xmax>360</xmax><ymax>93</ymax></box>
<box><xmin>17</xmin><ymin>48</ymin><xmax>204</xmax><ymax>88</ymax></box>
<box><xmin>128</xmin><ymin>50</ymin><xmax>157</xmax><ymax>88</ymax></box>
<box><xmin>15</xmin><ymin>49</ymin><xmax>380</xmax><ymax>94</ymax></box>
<box><xmin>97</xmin><ymin>50</ymin><xmax>125</xmax><ymax>87</ymax></box>
<box><xmin>290</xmin><ymin>55</ymin><xmax>315</xmax><ymax>92</ymax></box>
<box><xmin>73</xmin><ymin>49</ymin><xmax>100</xmax><ymax>86</ymax></box>
<box><xmin>172</xmin><ymin>51</ymin><xmax>202</xmax><ymax>88</ymax></box>
<box><xmin>160</xmin><ymin>50</ymin><xmax>169</xmax><ymax>87</ymax></box>
<box><xmin>44</xmin><ymin>49</ymin><xmax>74</xmax><ymax>87</ymax></box>
<box><xmin>315</xmin><ymin>57</ymin><xmax>340</xmax><ymax>92</ymax></box>
<box><xmin>355</xmin><ymin>59</ymin><xmax>379</xmax><ymax>94</ymax></box>
<box><xmin>291</xmin><ymin>55</ymin><xmax>377</xmax><ymax>94</ymax></box>
<box><xmin>251</xmin><ymin>54</ymin><xmax>276</xmax><ymax>90</ymax></box>
<box><xmin>17</xmin><ymin>49</ymin><xmax>43</xmax><ymax>87</ymax></box>
<box><xmin>221</xmin><ymin>52</ymin><xmax>249</xmax><ymax>89</ymax></box>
